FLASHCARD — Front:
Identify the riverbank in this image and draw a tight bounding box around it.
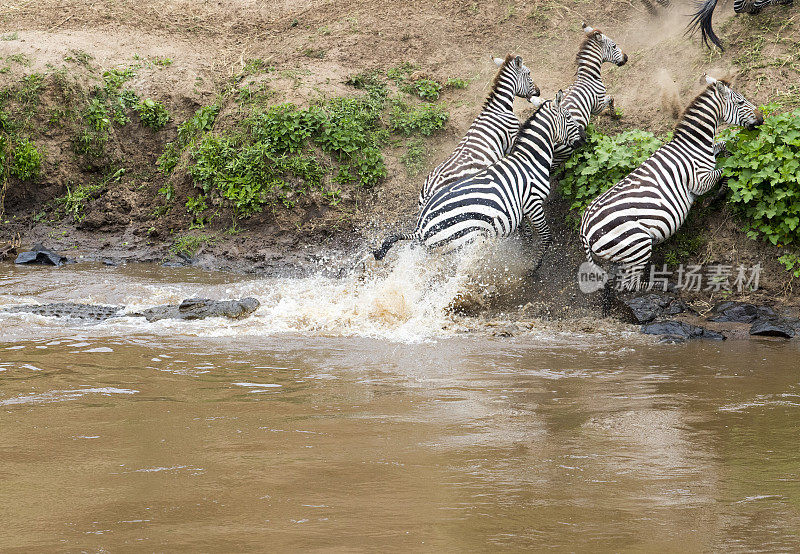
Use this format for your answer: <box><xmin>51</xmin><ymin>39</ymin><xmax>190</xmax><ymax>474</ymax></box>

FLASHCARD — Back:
<box><xmin>2</xmin><ymin>0</ymin><xmax>799</xmax><ymax>325</ymax></box>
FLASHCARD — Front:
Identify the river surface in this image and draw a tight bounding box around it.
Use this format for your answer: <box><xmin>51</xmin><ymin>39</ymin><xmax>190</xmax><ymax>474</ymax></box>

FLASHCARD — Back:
<box><xmin>1</xmin><ymin>261</ymin><xmax>800</xmax><ymax>551</ymax></box>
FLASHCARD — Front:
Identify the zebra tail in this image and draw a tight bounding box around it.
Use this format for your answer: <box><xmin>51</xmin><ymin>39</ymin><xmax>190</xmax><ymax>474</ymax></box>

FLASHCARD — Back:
<box><xmin>372</xmin><ymin>232</ymin><xmax>417</xmax><ymax>261</ymax></box>
<box><xmin>686</xmin><ymin>0</ymin><xmax>723</xmax><ymax>51</ymax></box>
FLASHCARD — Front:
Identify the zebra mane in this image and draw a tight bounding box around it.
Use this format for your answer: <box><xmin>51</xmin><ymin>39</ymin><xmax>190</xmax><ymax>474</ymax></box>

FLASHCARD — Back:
<box><xmin>574</xmin><ymin>30</ymin><xmax>602</xmax><ymax>70</ymax></box>
<box><xmin>674</xmin><ymin>81</ymin><xmax>731</xmax><ymax>134</ymax></box>
<box><xmin>483</xmin><ymin>53</ymin><xmax>517</xmax><ymax>109</ymax></box>
<box><xmin>511</xmin><ymin>102</ymin><xmax>549</xmax><ymax>147</ymax></box>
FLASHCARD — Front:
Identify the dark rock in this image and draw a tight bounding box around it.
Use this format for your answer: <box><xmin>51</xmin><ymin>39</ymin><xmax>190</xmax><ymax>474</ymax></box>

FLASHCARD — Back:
<box><xmin>624</xmin><ymin>293</ymin><xmax>690</xmax><ymax>324</ymax></box>
<box><xmin>708</xmin><ymin>301</ymin><xmax>776</xmax><ymax>323</ymax></box>
<box><xmin>749</xmin><ymin>317</ymin><xmax>795</xmax><ymax>339</ymax></box>
<box><xmin>642</xmin><ymin>320</ymin><xmax>726</xmax><ymax>341</ymax></box>
<box><xmin>14</xmin><ymin>243</ymin><xmax>71</xmax><ymax>266</ymax></box>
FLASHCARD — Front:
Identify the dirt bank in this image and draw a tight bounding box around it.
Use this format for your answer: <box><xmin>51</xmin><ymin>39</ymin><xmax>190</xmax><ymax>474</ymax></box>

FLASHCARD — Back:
<box><xmin>1</xmin><ymin>0</ymin><xmax>799</xmax><ymax>319</ymax></box>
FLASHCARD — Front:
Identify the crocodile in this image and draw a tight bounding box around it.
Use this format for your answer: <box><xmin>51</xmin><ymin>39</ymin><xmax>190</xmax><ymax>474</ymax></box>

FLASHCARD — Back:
<box><xmin>1</xmin><ymin>297</ymin><xmax>260</xmax><ymax>323</ymax></box>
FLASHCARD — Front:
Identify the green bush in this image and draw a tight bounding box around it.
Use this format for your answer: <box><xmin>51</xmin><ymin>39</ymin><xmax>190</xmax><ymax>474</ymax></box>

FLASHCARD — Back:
<box><xmin>158</xmin><ymin>104</ymin><xmax>220</xmax><ymax>175</ymax></box>
<box><xmin>56</xmin><ymin>183</ymin><xmax>101</xmax><ymax>222</ymax></box>
<box><xmin>718</xmin><ymin>106</ymin><xmax>800</xmax><ymax>248</ymax></box>
<box><xmin>11</xmin><ymin>138</ymin><xmax>42</xmax><ymax>180</ymax></box>
<box><xmin>177</xmin><ymin>104</ymin><xmax>220</xmax><ymax>145</ymax></box>
<box><xmin>136</xmin><ymin>98</ymin><xmax>170</xmax><ymax>130</ymax></box>
<box><xmin>171</xmin><ymin>233</ymin><xmax>218</xmax><ymax>257</ymax></box>
<box><xmin>248</xmin><ymin>104</ymin><xmax>322</xmax><ymax>153</ymax></box>
<box><xmin>445</xmin><ymin>77</ymin><xmax>468</xmax><ymax>90</ymax></box>
<box><xmin>189</xmin><ymin>133</ymin><xmax>327</xmax><ymax>216</ymax></box>
<box><xmin>557</xmin><ymin>125</ymin><xmax>664</xmax><ymax>215</ymax></box>
<box><xmin>83</xmin><ymin>98</ymin><xmax>111</xmax><ymax>132</ymax></box>
<box><xmin>389</xmin><ymin>99</ymin><xmax>448</xmax><ymax>136</ymax></box>
<box><xmin>401</xmin><ymin>79</ymin><xmax>442</xmax><ymax>101</ymax></box>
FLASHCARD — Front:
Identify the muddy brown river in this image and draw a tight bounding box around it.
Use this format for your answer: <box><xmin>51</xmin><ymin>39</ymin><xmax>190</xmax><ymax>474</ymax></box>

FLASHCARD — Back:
<box><xmin>2</xmin><ymin>260</ymin><xmax>799</xmax><ymax>550</ymax></box>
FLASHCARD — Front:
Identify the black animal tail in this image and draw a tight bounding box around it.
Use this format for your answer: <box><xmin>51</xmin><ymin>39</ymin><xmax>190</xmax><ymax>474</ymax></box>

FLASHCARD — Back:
<box><xmin>372</xmin><ymin>232</ymin><xmax>417</xmax><ymax>260</ymax></box>
<box><xmin>687</xmin><ymin>0</ymin><xmax>723</xmax><ymax>51</ymax></box>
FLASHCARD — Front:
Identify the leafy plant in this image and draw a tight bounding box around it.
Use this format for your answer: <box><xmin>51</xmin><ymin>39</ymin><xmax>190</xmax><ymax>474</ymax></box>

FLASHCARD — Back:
<box><xmin>557</xmin><ymin>125</ymin><xmax>664</xmax><ymax>216</ymax></box>
<box><xmin>7</xmin><ymin>54</ymin><xmax>30</xmax><ymax>66</ymax></box>
<box><xmin>56</xmin><ymin>183</ymin><xmax>102</xmax><ymax>222</ymax></box>
<box><xmin>83</xmin><ymin>98</ymin><xmax>111</xmax><ymax>132</ymax></box>
<box><xmin>17</xmin><ymin>73</ymin><xmax>44</xmax><ymax>105</ymax></box>
<box><xmin>387</xmin><ymin>62</ymin><xmax>416</xmax><ymax>84</ymax></box>
<box><xmin>401</xmin><ymin>78</ymin><xmax>442</xmax><ymax>101</ymax></box>
<box><xmin>136</xmin><ymin>98</ymin><xmax>169</xmax><ymax>130</ymax></box>
<box><xmin>158</xmin><ymin>104</ymin><xmax>220</xmax><ymax>175</ymax></box>
<box><xmin>10</xmin><ymin>138</ymin><xmax>42</xmax><ymax>180</ymax></box>
<box><xmin>389</xmin><ymin>99</ymin><xmax>448</xmax><ymax>136</ymax></box>
<box><xmin>158</xmin><ymin>183</ymin><xmax>175</xmax><ymax>202</ymax></box>
<box><xmin>445</xmin><ymin>77</ymin><xmax>468</xmax><ymax>90</ymax></box>
<box><xmin>718</xmin><ymin>106</ymin><xmax>800</xmax><ymax>247</ymax></box>
<box><xmin>170</xmin><ymin>233</ymin><xmax>218</xmax><ymax>257</ymax></box>
<box><xmin>102</xmin><ymin>67</ymin><xmax>136</xmax><ymax>91</ymax></box>
<box><xmin>64</xmin><ymin>49</ymin><xmax>93</xmax><ymax>65</ymax></box>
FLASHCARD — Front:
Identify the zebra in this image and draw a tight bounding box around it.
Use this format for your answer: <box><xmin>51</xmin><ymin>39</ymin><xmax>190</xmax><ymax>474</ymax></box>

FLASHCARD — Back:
<box><xmin>551</xmin><ymin>23</ymin><xmax>628</xmax><ymax>171</ymax></box>
<box><xmin>688</xmin><ymin>0</ymin><xmax>794</xmax><ymax>51</ymax></box>
<box><xmin>579</xmin><ymin>76</ymin><xmax>763</xmax><ymax>311</ymax></box>
<box><xmin>418</xmin><ymin>54</ymin><xmax>540</xmax><ymax>206</ymax></box>
<box><xmin>640</xmin><ymin>0</ymin><xmax>671</xmax><ymax>16</ymax></box>
<box><xmin>374</xmin><ymin>91</ymin><xmax>585</xmax><ymax>267</ymax></box>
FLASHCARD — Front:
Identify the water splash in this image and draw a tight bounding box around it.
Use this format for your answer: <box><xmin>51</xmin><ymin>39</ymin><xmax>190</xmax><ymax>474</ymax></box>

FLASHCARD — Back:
<box><xmin>0</xmin><ymin>238</ymin><xmax>539</xmax><ymax>342</ymax></box>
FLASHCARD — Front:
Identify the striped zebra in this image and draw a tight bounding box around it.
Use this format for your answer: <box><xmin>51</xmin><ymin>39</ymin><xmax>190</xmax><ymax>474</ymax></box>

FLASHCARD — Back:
<box><xmin>551</xmin><ymin>24</ymin><xmax>627</xmax><ymax>171</ymax></box>
<box><xmin>579</xmin><ymin>76</ymin><xmax>763</xmax><ymax>308</ymax></box>
<box><xmin>640</xmin><ymin>0</ymin><xmax>671</xmax><ymax>16</ymax></box>
<box><xmin>418</xmin><ymin>54</ymin><xmax>540</xmax><ymax>206</ymax></box>
<box><xmin>689</xmin><ymin>0</ymin><xmax>794</xmax><ymax>51</ymax></box>
<box><xmin>374</xmin><ymin>91</ymin><xmax>585</xmax><ymax>266</ymax></box>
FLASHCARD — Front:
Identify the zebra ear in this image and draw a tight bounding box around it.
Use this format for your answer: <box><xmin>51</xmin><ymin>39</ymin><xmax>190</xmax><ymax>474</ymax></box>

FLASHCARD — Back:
<box><xmin>554</xmin><ymin>89</ymin><xmax>564</xmax><ymax>108</ymax></box>
<box><xmin>582</xmin><ymin>23</ymin><xmax>594</xmax><ymax>33</ymax></box>
<box><xmin>704</xmin><ymin>74</ymin><xmax>718</xmax><ymax>85</ymax></box>
<box><xmin>529</xmin><ymin>96</ymin><xmax>544</xmax><ymax>107</ymax></box>
<box><xmin>513</xmin><ymin>55</ymin><xmax>523</xmax><ymax>68</ymax></box>
<box><xmin>493</xmin><ymin>57</ymin><xmax>504</xmax><ymax>67</ymax></box>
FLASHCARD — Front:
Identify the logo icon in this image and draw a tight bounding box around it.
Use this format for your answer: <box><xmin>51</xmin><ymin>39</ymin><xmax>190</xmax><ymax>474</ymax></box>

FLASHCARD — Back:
<box><xmin>577</xmin><ymin>261</ymin><xmax>608</xmax><ymax>293</ymax></box>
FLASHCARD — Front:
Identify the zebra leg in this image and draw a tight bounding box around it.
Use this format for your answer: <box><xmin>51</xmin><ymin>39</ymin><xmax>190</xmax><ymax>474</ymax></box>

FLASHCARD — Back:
<box><xmin>520</xmin><ymin>216</ymin><xmax>536</xmax><ymax>243</ymax></box>
<box><xmin>601</xmin><ymin>264</ymin><xmax>619</xmax><ymax>317</ymax></box>
<box><xmin>694</xmin><ymin>168</ymin><xmax>725</xmax><ymax>196</ymax></box>
<box><xmin>526</xmin><ymin>203</ymin><xmax>552</xmax><ymax>273</ymax></box>
<box><xmin>604</xmin><ymin>96</ymin><xmax>621</xmax><ymax>119</ymax></box>
<box><xmin>640</xmin><ymin>0</ymin><xmax>658</xmax><ymax>15</ymax></box>
<box><xmin>713</xmin><ymin>141</ymin><xmax>730</xmax><ymax>158</ymax></box>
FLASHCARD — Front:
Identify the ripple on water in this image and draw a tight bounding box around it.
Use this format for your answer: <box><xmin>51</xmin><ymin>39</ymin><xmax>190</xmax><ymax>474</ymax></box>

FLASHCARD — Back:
<box><xmin>0</xmin><ymin>387</ymin><xmax>138</xmax><ymax>406</ymax></box>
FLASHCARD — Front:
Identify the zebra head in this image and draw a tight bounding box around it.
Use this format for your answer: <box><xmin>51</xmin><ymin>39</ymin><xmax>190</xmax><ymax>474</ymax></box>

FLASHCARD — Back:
<box><xmin>532</xmin><ymin>90</ymin><xmax>586</xmax><ymax>148</ymax></box>
<box><xmin>705</xmin><ymin>75</ymin><xmax>763</xmax><ymax>131</ymax></box>
<box><xmin>493</xmin><ymin>55</ymin><xmax>541</xmax><ymax>100</ymax></box>
<box><xmin>582</xmin><ymin>23</ymin><xmax>628</xmax><ymax>66</ymax></box>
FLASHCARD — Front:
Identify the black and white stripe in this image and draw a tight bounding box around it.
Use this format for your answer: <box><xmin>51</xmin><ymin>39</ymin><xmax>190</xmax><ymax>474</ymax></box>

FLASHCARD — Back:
<box><xmin>689</xmin><ymin>0</ymin><xmax>794</xmax><ymax>51</ymax></box>
<box><xmin>579</xmin><ymin>76</ymin><xmax>763</xmax><ymax>294</ymax></box>
<box><xmin>640</xmin><ymin>0</ymin><xmax>671</xmax><ymax>16</ymax></box>
<box><xmin>418</xmin><ymin>54</ymin><xmax>540</xmax><ymax>206</ymax></box>
<box><xmin>552</xmin><ymin>24</ymin><xmax>627</xmax><ymax>171</ymax></box>
<box><xmin>374</xmin><ymin>92</ymin><xmax>585</xmax><ymax>266</ymax></box>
